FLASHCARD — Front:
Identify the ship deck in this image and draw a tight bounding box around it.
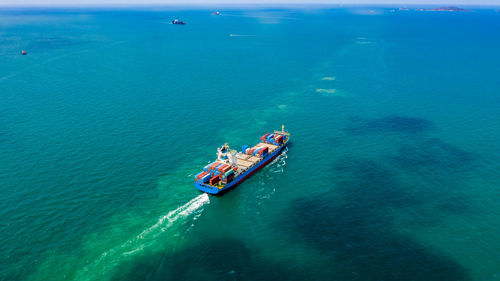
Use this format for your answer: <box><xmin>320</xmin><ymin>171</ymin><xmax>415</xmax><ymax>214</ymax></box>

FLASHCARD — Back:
<box><xmin>197</xmin><ymin>135</ymin><xmax>288</xmax><ymax>192</ymax></box>
<box><xmin>235</xmin><ymin>142</ymin><xmax>279</xmax><ymax>171</ymax></box>
<box><xmin>236</xmin><ymin>155</ymin><xmax>259</xmax><ymax>169</ymax></box>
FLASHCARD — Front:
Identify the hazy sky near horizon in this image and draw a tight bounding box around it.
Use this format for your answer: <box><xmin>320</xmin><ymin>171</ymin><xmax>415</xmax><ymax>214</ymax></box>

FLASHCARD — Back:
<box><xmin>1</xmin><ymin>0</ymin><xmax>499</xmax><ymax>6</ymax></box>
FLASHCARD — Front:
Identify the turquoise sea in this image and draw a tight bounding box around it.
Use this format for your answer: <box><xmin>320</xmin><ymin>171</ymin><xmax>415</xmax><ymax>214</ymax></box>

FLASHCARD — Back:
<box><xmin>1</xmin><ymin>6</ymin><xmax>500</xmax><ymax>281</ymax></box>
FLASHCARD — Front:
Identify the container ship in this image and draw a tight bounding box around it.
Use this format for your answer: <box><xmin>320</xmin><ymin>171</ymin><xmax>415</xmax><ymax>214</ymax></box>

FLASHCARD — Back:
<box><xmin>194</xmin><ymin>126</ymin><xmax>289</xmax><ymax>195</ymax></box>
<box><xmin>172</xmin><ymin>19</ymin><xmax>186</xmax><ymax>25</ymax></box>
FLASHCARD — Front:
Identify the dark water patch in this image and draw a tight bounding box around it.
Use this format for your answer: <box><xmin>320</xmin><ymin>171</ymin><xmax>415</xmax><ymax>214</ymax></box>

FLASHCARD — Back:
<box><xmin>277</xmin><ymin>157</ymin><xmax>474</xmax><ymax>279</ymax></box>
<box><xmin>345</xmin><ymin>115</ymin><xmax>433</xmax><ymax>135</ymax></box>
<box><xmin>283</xmin><ymin>198</ymin><xmax>470</xmax><ymax>281</ymax></box>
<box><xmin>335</xmin><ymin>158</ymin><xmax>423</xmax><ymax>209</ymax></box>
<box><xmin>111</xmin><ymin>238</ymin><xmax>316</xmax><ymax>281</ymax></box>
<box><xmin>393</xmin><ymin>138</ymin><xmax>476</xmax><ymax>172</ymax></box>
<box><xmin>335</xmin><ymin>157</ymin><xmax>473</xmax><ymax>219</ymax></box>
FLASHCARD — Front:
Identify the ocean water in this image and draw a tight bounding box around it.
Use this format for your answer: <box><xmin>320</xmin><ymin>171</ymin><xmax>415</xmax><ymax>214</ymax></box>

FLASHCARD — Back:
<box><xmin>1</xmin><ymin>6</ymin><xmax>500</xmax><ymax>281</ymax></box>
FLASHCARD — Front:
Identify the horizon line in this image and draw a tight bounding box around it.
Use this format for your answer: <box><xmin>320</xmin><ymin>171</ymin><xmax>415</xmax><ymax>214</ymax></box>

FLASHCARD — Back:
<box><xmin>1</xmin><ymin>2</ymin><xmax>500</xmax><ymax>8</ymax></box>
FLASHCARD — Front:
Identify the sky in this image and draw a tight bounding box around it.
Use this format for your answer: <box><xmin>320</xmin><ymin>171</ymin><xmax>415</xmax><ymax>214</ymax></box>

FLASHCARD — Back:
<box><xmin>0</xmin><ymin>0</ymin><xmax>499</xmax><ymax>6</ymax></box>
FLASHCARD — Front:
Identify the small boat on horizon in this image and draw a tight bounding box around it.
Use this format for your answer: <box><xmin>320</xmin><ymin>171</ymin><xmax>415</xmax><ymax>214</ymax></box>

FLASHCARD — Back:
<box><xmin>21</xmin><ymin>50</ymin><xmax>27</xmax><ymax>55</ymax></box>
<box><xmin>172</xmin><ymin>19</ymin><xmax>186</xmax><ymax>25</ymax></box>
<box><xmin>212</xmin><ymin>11</ymin><xmax>221</xmax><ymax>15</ymax></box>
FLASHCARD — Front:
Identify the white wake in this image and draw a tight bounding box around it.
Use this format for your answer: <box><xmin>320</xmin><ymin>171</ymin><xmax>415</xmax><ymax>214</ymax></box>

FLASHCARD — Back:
<box><xmin>74</xmin><ymin>193</ymin><xmax>210</xmax><ymax>281</ymax></box>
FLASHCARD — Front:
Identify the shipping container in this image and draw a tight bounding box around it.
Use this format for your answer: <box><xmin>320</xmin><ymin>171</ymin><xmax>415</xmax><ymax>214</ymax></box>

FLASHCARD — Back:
<box><xmin>242</xmin><ymin>145</ymin><xmax>249</xmax><ymax>153</ymax></box>
<box><xmin>225</xmin><ymin>169</ymin><xmax>234</xmax><ymax>177</ymax></box>
<box><xmin>209</xmin><ymin>174</ymin><xmax>220</xmax><ymax>185</ymax></box>
<box><xmin>201</xmin><ymin>173</ymin><xmax>211</xmax><ymax>183</ymax></box>
<box><xmin>203</xmin><ymin>164</ymin><xmax>212</xmax><ymax>172</ymax></box>
<box><xmin>221</xmin><ymin>165</ymin><xmax>232</xmax><ymax>173</ymax></box>
<box><xmin>217</xmin><ymin>164</ymin><xmax>229</xmax><ymax>174</ymax></box>
<box><xmin>210</xmin><ymin>162</ymin><xmax>221</xmax><ymax>170</ymax></box>
<box><xmin>196</xmin><ymin>171</ymin><xmax>209</xmax><ymax>180</ymax></box>
<box><xmin>218</xmin><ymin>164</ymin><xmax>229</xmax><ymax>172</ymax></box>
<box><xmin>260</xmin><ymin>133</ymin><xmax>270</xmax><ymax>141</ymax></box>
<box><xmin>258</xmin><ymin>148</ymin><xmax>268</xmax><ymax>157</ymax></box>
<box><xmin>226</xmin><ymin>173</ymin><xmax>235</xmax><ymax>183</ymax></box>
<box><xmin>252</xmin><ymin>147</ymin><xmax>263</xmax><ymax>156</ymax></box>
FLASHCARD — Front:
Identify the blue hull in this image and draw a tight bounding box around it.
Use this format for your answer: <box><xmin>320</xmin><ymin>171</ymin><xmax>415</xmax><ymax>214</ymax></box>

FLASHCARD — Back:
<box><xmin>195</xmin><ymin>143</ymin><xmax>287</xmax><ymax>195</ymax></box>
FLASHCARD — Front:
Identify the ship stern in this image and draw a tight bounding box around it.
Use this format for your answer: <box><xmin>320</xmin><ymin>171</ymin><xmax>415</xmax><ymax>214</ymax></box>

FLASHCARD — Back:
<box><xmin>195</xmin><ymin>182</ymin><xmax>221</xmax><ymax>194</ymax></box>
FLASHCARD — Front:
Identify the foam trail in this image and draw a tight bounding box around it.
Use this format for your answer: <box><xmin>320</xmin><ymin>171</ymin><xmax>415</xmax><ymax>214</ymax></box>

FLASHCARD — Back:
<box><xmin>75</xmin><ymin>193</ymin><xmax>209</xmax><ymax>281</ymax></box>
<box><xmin>229</xmin><ymin>34</ymin><xmax>256</xmax><ymax>37</ymax></box>
<box><xmin>270</xmin><ymin>147</ymin><xmax>288</xmax><ymax>168</ymax></box>
<box><xmin>321</xmin><ymin>76</ymin><xmax>336</xmax><ymax>81</ymax></box>
<box><xmin>255</xmin><ymin>148</ymin><xmax>288</xmax><ymax>201</ymax></box>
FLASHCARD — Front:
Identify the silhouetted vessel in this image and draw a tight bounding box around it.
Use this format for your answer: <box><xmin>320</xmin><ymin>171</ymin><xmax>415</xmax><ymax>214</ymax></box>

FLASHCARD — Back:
<box><xmin>21</xmin><ymin>50</ymin><xmax>27</xmax><ymax>55</ymax></box>
<box><xmin>172</xmin><ymin>19</ymin><xmax>186</xmax><ymax>25</ymax></box>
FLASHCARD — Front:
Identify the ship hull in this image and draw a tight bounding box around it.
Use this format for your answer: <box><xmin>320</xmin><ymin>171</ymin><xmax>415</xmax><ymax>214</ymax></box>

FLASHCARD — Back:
<box><xmin>195</xmin><ymin>143</ymin><xmax>287</xmax><ymax>195</ymax></box>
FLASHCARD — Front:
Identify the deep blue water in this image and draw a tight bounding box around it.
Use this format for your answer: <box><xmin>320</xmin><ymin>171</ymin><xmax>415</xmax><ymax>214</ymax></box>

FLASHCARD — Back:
<box><xmin>1</xmin><ymin>6</ymin><xmax>500</xmax><ymax>281</ymax></box>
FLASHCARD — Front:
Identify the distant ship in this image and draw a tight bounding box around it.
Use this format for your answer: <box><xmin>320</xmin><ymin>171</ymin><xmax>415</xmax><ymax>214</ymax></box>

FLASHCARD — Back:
<box><xmin>212</xmin><ymin>11</ymin><xmax>221</xmax><ymax>15</ymax></box>
<box><xmin>194</xmin><ymin>126</ymin><xmax>290</xmax><ymax>195</ymax></box>
<box><xmin>172</xmin><ymin>19</ymin><xmax>186</xmax><ymax>25</ymax></box>
<box><xmin>21</xmin><ymin>50</ymin><xmax>27</xmax><ymax>55</ymax></box>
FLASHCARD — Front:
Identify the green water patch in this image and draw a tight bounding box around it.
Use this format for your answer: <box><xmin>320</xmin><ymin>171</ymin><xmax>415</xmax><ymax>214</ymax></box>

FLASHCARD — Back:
<box><xmin>110</xmin><ymin>237</ymin><xmax>319</xmax><ymax>281</ymax></box>
<box><xmin>27</xmin><ymin>165</ymin><xmax>210</xmax><ymax>281</ymax></box>
<box><xmin>104</xmin><ymin>151</ymin><xmax>305</xmax><ymax>281</ymax></box>
<box><xmin>74</xmin><ymin>194</ymin><xmax>209</xmax><ymax>281</ymax></box>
